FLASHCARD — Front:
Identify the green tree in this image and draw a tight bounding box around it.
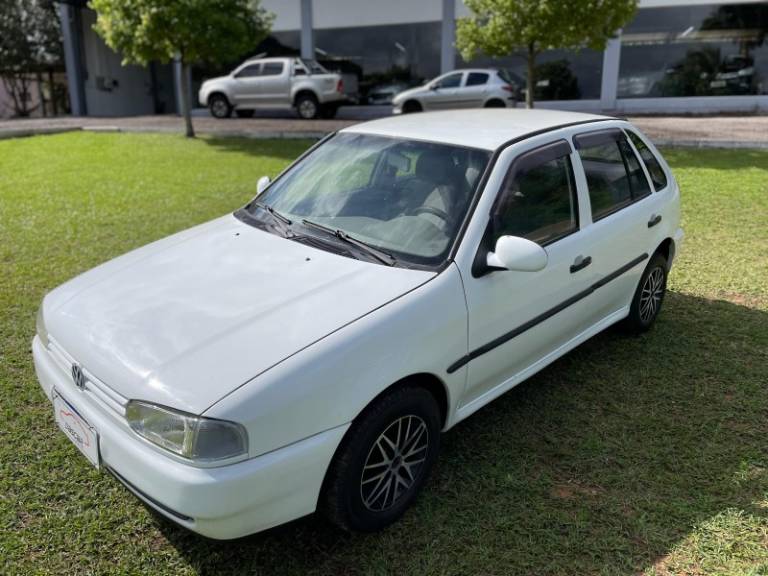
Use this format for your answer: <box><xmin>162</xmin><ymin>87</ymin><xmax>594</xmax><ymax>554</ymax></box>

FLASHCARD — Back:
<box><xmin>91</xmin><ymin>0</ymin><xmax>272</xmax><ymax>137</ymax></box>
<box><xmin>456</xmin><ymin>0</ymin><xmax>638</xmax><ymax>108</ymax></box>
<box><xmin>0</xmin><ymin>0</ymin><xmax>62</xmax><ymax>117</ymax></box>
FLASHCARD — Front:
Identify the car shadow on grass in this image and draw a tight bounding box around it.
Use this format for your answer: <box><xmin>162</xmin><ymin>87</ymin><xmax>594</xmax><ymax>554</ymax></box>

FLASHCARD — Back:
<box><xmin>149</xmin><ymin>291</ymin><xmax>768</xmax><ymax>576</ymax></box>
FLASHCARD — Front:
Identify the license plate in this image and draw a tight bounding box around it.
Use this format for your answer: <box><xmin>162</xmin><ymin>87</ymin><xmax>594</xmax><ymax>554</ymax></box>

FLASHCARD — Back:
<box><xmin>53</xmin><ymin>390</ymin><xmax>100</xmax><ymax>468</ymax></box>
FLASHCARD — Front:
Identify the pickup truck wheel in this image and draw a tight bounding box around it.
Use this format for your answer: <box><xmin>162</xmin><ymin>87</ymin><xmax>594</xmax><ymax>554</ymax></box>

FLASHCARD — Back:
<box><xmin>624</xmin><ymin>253</ymin><xmax>668</xmax><ymax>333</ymax></box>
<box><xmin>296</xmin><ymin>94</ymin><xmax>319</xmax><ymax>119</ymax></box>
<box><xmin>209</xmin><ymin>94</ymin><xmax>232</xmax><ymax>119</ymax></box>
<box><xmin>235</xmin><ymin>109</ymin><xmax>255</xmax><ymax>118</ymax></box>
<box><xmin>321</xmin><ymin>385</ymin><xmax>440</xmax><ymax>532</ymax></box>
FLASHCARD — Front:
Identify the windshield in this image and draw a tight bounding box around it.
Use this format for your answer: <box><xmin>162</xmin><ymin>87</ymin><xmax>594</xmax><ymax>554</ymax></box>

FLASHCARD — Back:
<box><xmin>245</xmin><ymin>133</ymin><xmax>491</xmax><ymax>267</ymax></box>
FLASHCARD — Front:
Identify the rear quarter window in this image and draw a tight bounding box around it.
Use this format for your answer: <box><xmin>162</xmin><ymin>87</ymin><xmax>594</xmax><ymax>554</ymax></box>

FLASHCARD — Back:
<box><xmin>626</xmin><ymin>130</ymin><xmax>668</xmax><ymax>190</ymax></box>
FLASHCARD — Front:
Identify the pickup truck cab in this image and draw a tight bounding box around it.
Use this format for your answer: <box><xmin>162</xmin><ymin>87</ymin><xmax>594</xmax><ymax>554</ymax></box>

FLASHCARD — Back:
<box><xmin>199</xmin><ymin>57</ymin><xmax>346</xmax><ymax>120</ymax></box>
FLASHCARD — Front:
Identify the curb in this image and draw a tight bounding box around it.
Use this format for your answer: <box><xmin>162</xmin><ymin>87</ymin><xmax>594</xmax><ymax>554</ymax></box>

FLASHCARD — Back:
<box><xmin>652</xmin><ymin>138</ymin><xmax>768</xmax><ymax>149</ymax></box>
<box><xmin>0</xmin><ymin>127</ymin><xmax>81</xmax><ymax>140</ymax></box>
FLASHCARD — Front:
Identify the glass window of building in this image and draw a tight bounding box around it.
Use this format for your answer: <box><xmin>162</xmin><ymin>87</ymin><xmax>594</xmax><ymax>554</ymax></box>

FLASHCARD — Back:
<box><xmin>457</xmin><ymin>49</ymin><xmax>603</xmax><ymax>100</ymax></box>
<box><xmin>618</xmin><ymin>3</ymin><xmax>768</xmax><ymax>98</ymax></box>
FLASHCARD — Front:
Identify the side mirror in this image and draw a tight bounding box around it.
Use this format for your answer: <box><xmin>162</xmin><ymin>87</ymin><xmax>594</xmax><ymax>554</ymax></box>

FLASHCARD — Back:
<box><xmin>256</xmin><ymin>175</ymin><xmax>271</xmax><ymax>195</ymax></box>
<box><xmin>487</xmin><ymin>235</ymin><xmax>547</xmax><ymax>272</ymax></box>
<box><xmin>429</xmin><ymin>83</ymin><xmax>438</xmax><ymax>91</ymax></box>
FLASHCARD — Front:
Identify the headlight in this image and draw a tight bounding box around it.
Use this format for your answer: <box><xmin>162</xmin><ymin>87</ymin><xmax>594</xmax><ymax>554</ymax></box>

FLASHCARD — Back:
<box><xmin>36</xmin><ymin>304</ymin><xmax>49</xmax><ymax>347</ymax></box>
<box><xmin>126</xmin><ymin>401</ymin><xmax>248</xmax><ymax>462</ymax></box>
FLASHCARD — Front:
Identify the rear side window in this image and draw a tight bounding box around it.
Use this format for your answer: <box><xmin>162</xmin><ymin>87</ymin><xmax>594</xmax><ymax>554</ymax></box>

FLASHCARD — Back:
<box><xmin>493</xmin><ymin>140</ymin><xmax>579</xmax><ymax>246</ymax></box>
<box><xmin>235</xmin><ymin>64</ymin><xmax>261</xmax><ymax>78</ymax></box>
<box><xmin>261</xmin><ymin>62</ymin><xmax>284</xmax><ymax>76</ymax></box>
<box><xmin>466</xmin><ymin>72</ymin><xmax>489</xmax><ymax>86</ymax></box>
<box><xmin>626</xmin><ymin>130</ymin><xmax>668</xmax><ymax>190</ymax></box>
<box><xmin>575</xmin><ymin>129</ymin><xmax>651</xmax><ymax>221</ymax></box>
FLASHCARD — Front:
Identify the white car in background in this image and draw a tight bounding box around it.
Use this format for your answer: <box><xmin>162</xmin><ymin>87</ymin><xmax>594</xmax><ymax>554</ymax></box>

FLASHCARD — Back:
<box><xmin>392</xmin><ymin>69</ymin><xmax>519</xmax><ymax>113</ymax></box>
<box><xmin>34</xmin><ymin>110</ymin><xmax>682</xmax><ymax>539</ymax></box>
<box><xmin>198</xmin><ymin>57</ymin><xmax>346</xmax><ymax>120</ymax></box>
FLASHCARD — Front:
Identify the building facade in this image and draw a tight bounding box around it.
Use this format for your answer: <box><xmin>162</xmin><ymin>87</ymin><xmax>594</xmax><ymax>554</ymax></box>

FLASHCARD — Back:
<box><xmin>59</xmin><ymin>0</ymin><xmax>768</xmax><ymax>116</ymax></box>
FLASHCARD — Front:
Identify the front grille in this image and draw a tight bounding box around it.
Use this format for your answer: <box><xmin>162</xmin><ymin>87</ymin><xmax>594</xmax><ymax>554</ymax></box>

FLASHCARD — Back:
<box><xmin>46</xmin><ymin>336</ymin><xmax>128</xmax><ymax>417</ymax></box>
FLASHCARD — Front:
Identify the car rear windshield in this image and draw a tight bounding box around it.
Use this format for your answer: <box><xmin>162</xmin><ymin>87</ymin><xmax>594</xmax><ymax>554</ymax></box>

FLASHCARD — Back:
<box><xmin>243</xmin><ymin>133</ymin><xmax>491</xmax><ymax>268</ymax></box>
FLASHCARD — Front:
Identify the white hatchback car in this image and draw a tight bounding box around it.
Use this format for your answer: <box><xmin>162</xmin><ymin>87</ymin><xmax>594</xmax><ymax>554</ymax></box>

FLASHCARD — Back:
<box><xmin>392</xmin><ymin>68</ymin><xmax>518</xmax><ymax>113</ymax></box>
<box><xmin>34</xmin><ymin>110</ymin><xmax>682</xmax><ymax>539</ymax></box>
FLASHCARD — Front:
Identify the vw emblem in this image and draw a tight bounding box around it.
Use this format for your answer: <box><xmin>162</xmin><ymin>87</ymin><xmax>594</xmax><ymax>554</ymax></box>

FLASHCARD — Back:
<box><xmin>71</xmin><ymin>364</ymin><xmax>87</xmax><ymax>390</ymax></box>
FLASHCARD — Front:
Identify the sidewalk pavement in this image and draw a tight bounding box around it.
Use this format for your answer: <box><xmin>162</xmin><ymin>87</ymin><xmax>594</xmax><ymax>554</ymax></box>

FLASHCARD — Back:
<box><xmin>1</xmin><ymin>108</ymin><xmax>767</xmax><ymax>148</ymax></box>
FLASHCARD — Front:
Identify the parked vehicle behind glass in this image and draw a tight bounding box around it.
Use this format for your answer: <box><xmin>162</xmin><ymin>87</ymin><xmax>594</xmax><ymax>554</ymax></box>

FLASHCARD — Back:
<box><xmin>392</xmin><ymin>68</ymin><xmax>519</xmax><ymax>113</ymax></box>
<box><xmin>198</xmin><ymin>57</ymin><xmax>346</xmax><ymax>120</ymax></box>
<box><xmin>34</xmin><ymin>110</ymin><xmax>682</xmax><ymax>539</ymax></box>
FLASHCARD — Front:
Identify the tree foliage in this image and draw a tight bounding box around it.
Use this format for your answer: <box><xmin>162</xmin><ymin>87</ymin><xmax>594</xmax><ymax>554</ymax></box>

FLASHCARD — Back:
<box><xmin>456</xmin><ymin>0</ymin><xmax>638</xmax><ymax>107</ymax></box>
<box><xmin>91</xmin><ymin>0</ymin><xmax>273</xmax><ymax>136</ymax></box>
<box><xmin>0</xmin><ymin>0</ymin><xmax>62</xmax><ymax>117</ymax></box>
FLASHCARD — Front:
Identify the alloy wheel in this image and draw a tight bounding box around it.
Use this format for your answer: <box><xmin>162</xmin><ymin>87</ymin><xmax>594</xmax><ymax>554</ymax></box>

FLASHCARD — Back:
<box><xmin>639</xmin><ymin>267</ymin><xmax>664</xmax><ymax>323</ymax></box>
<box><xmin>360</xmin><ymin>415</ymin><xmax>429</xmax><ymax>512</ymax></box>
<box><xmin>212</xmin><ymin>99</ymin><xmax>228</xmax><ymax>118</ymax></box>
<box><xmin>299</xmin><ymin>99</ymin><xmax>317</xmax><ymax>119</ymax></box>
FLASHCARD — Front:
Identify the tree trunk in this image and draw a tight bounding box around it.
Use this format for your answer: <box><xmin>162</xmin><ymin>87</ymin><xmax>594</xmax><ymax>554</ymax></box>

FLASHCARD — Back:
<box><xmin>526</xmin><ymin>43</ymin><xmax>536</xmax><ymax>109</ymax></box>
<box><xmin>179</xmin><ymin>62</ymin><xmax>195</xmax><ymax>138</ymax></box>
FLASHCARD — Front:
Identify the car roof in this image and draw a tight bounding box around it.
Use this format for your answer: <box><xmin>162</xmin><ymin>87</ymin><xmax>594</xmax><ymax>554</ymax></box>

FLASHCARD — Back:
<box><xmin>341</xmin><ymin>109</ymin><xmax>615</xmax><ymax>151</ymax></box>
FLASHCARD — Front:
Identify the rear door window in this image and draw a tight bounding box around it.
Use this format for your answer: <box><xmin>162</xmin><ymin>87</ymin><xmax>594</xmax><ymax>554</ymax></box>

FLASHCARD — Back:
<box><xmin>261</xmin><ymin>62</ymin><xmax>284</xmax><ymax>76</ymax></box>
<box><xmin>626</xmin><ymin>130</ymin><xmax>668</xmax><ymax>190</ymax></box>
<box><xmin>574</xmin><ymin>129</ymin><xmax>652</xmax><ymax>221</ymax></box>
<box><xmin>466</xmin><ymin>72</ymin><xmax>489</xmax><ymax>86</ymax></box>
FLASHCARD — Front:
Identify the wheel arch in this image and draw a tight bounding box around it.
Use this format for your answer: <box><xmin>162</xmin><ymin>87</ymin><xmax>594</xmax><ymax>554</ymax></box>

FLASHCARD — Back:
<box><xmin>654</xmin><ymin>237</ymin><xmax>675</xmax><ymax>270</ymax></box>
<box><xmin>207</xmin><ymin>90</ymin><xmax>230</xmax><ymax>106</ymax></box>
<box><xmin>484</xmin><ymin>98</ymin><xmax>506</xmax><ymax>108</ymax></box>
<box><xmin>293</xmin><ymin>89</ymin><xmax>319</xmax><ymax>106</ymax></box>
<box><xmin>402</xmin><ymin>99</ymin><xmax>423</xmax><ymax>112</ymax></box>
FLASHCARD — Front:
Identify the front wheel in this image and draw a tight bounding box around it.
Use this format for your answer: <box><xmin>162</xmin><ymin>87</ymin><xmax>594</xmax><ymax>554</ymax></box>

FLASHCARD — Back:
<box><xmin>321</xmin><ymin>385</ymin><xmax>441</xmax><ymax>532</ymax></box>
<box><xmin>208</xmin><ymin>94</ymin><xmax>232</xmax><ymax>119</ymax></box>
<box><xmin>624</xmin><ymin>253</ymin><xmax>668</xmax><ymax>333</ymax></box>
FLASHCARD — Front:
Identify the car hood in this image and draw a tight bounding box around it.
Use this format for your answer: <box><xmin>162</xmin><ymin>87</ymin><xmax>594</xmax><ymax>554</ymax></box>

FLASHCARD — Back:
<box><xmin>44</xmin><ymin>215</ymin><xmax>434</xmax><ymax>414</ymax></box>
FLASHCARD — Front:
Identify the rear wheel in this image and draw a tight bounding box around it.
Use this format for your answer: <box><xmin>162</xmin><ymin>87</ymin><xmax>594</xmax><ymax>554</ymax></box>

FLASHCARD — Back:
<box><xmin>208</xmin><ymin>94</ymin><xmax>232</xmax><ymax>119</ymax></box>
<box><xmin>321</xmin><ymin>385</ymin><xmax>440</xmax><ymax>532</ymax></box>
<box><xmin>484</xmin><ymin>99</ymin><xmax>505</xmax><ymax>108</ymax></box>
<box><xmin>295</xmin><ymin>93</ymin><xmax>320</xmax><ymax>119</ymax></box>
<box><xmin>624</xmin><ymin>253</ymin><xmax>668</xmax><ymax>333</ymax></box>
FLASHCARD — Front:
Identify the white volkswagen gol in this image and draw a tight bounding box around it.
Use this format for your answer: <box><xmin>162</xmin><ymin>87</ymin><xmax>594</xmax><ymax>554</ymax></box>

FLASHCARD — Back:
<box><xmin>34</xmin><ymin>110</ymin><xmax>683</xmax><ymax>539</ymax></box>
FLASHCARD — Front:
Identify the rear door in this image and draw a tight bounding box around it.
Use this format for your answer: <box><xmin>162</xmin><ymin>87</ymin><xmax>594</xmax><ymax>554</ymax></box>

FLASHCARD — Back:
<box><xmin>570</xmin><ymin>127</ymin><xmax>660</xmax><ymax>320</ymax></box>
<box><xmin>231</xmin><ymin>63</ymin><xmax>262</xmax><ymax>106</ymax></box>
<box><xmin>457</xmin><ymin>71</ymin><xmax>490</xmax><ymax>108</ymax></box>
<box><xmin>458</xmin><ymin>139</ymin><xmax>601</xmax><ymax>410</ymax></box>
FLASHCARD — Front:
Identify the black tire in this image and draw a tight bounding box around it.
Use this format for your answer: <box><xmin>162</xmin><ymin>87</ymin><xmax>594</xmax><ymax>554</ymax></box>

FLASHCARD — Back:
<box><xmin>208</xmin><ymin>94</ymin><xmax>232</xmax><ymax>119</ymax></box>
<box><xmin>624</xmin><ymin>253</ymin><xmax>668</xmax><ymax>333</ymax></box>
<box><xmin>484</xmin><ymin>99</ymin><xmax>506</xmax><ymax>108</ymax></box>
<box><xmin>295</xmin><ymin>93</ymin><xmax>320</xmax><ymax>119</ymax></box>
<box><xmin>402</xmin><ymin>100</ymin><xmax>422</xmax><ymax>114</ymax></box>
<box><xmin>320</xmin><ymin>104</ymin><xmax>339</xmax><ymax>119</ymax></box>
<box><xmin>321</xmin><ymin>385</ymin><xmax>441</xmax><ymax>532</ymax></box>
<box><xmin>235</xmin><ymin>109</ymin><xmax>255</xmax><ymax>118</ymax></box>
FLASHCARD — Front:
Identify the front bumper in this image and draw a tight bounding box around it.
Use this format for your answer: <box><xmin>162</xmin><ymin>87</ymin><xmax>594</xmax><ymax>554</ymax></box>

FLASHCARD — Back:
<box><xmin>32</xmin><ymin>335</ymin><xmax>348</xmax><ymax>539</ymax></box>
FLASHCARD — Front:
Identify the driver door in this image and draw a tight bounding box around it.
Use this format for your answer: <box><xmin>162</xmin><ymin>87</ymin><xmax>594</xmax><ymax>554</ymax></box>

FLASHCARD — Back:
<box><xmin>231</xmin><ymin>63</ymin><xmax>262</xmax><ymax>106</ymax></box>
<box><xmin>424</xmin><ymin>72</ymin><xmax>465</xmax><ymax>110</ymax></box>
<box><xmin>459</xmin><ymin>139</ymin><xmax>599</xmax><ymax>409</ymax></box>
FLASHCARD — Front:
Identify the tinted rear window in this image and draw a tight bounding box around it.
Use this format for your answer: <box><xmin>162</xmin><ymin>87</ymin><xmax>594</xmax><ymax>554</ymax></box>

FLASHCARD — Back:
<box><xmin>466</xmin><ymin>72</ymin><xmax>489</xmax><ymax>86</ymax></box>
<box><xmin>626</xmin><ymin>130</ymin><xmax>668</xmax><ymax>190</ymax></box>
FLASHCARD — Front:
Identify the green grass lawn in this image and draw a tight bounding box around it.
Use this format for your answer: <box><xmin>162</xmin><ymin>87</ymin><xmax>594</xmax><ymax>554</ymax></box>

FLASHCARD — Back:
<box><xmin>1</xmin><ymin>133</ymin><xmax>766</xmax><ymax>575</ymax></box>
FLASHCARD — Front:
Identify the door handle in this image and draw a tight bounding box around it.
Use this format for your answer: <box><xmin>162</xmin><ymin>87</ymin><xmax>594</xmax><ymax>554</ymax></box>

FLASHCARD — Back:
<box><xmin>648</xmin><ymin>214</ymin><xmax>662</xmax><ymax>228</ymax></box>
<box><xmin>570</xmin><ymin>255</ymin><xmax>592</xmax><ymax>273</ymax></box>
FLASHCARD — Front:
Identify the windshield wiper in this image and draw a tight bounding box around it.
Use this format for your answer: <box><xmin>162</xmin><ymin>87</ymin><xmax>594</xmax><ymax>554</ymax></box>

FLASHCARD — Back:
<box><xmin>253</xmin><ymin>201</ymin><xmax>293</xmax><ymax>235</ymax></box>
<box><xmin>301</xmin><ymin>219</ymin><xmax>397</xmax><ymax>266</ymax></box>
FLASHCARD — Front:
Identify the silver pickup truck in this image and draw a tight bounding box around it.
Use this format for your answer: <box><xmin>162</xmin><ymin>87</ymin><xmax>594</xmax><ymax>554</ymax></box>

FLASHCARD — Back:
<box><xmin>199</xmin><ymin>57</ymin><xmax>346</xmax><ymax>120</ymax></box>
